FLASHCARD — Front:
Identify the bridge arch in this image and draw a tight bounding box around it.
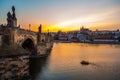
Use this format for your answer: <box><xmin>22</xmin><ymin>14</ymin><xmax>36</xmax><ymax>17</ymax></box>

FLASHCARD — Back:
<box><xmin>21</xmin><ymin>38</ymin><xmax>36</xmax><ymax>55</ymax></box>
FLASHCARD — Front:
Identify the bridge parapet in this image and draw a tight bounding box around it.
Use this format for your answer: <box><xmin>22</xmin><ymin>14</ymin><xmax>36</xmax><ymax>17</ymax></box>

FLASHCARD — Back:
<box><xmin>13</xmin><ymin>29</ymin><xmax>37</xmax><ymax>46</ymax></box>
<box><xmin>17</xmin><ymin>29</ymin><xmax>37</xmax><ymax>36</ymax></box>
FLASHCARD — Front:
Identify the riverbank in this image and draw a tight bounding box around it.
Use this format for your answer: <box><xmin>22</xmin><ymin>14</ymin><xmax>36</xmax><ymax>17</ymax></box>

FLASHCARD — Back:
<box><xmin>54</xmin><ymin>40</ymin><xmax>120</xmax><ymax>44</ymax></box>
<box><xmin>0</xmin><ymin>53</ymin><xmax>30</xmax><ymax>80</ymax></box>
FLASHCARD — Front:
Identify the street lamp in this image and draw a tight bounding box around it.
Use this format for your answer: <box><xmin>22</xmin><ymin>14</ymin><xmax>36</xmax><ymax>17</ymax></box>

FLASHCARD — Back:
<box><xmin>29</xmin><ymin>24</ymin><xmax>31</xmax><ymax>31</ymax></box>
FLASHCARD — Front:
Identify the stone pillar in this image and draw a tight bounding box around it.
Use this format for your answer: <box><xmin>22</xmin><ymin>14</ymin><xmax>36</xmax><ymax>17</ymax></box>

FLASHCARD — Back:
<box><xmin>2</xmin><ymin>28</ymin><xmax>15</xmax><ymax>46</ymax></box>
<box><xmin>0</xmin><ymin>35</ymin><xmax>2</xmax><ymax>46</ymax></box>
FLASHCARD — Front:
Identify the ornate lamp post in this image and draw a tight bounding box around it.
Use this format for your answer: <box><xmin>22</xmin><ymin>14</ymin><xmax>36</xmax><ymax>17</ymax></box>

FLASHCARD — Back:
<box><xmin>29</xmin><ymin>24</ymin><xmax>31</xmax><ymax>31</ymax></box>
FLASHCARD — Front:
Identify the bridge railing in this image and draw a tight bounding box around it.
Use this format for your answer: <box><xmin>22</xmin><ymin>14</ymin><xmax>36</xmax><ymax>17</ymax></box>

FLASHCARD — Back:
<box><xmin>17</xmin><ymin>29</ymin><xmax>37</xmax><ymax>35</ymax></box>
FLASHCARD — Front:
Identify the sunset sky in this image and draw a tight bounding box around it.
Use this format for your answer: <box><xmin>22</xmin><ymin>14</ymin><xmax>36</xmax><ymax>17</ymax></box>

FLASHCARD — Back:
<box><xmin>0</xmin><ymin>0</ymin><xmax>120</xmax><ymax>32</ymax></box>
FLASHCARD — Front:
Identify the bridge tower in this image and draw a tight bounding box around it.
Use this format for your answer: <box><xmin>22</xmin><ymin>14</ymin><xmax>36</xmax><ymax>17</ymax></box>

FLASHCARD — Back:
<box><xmin>3</xmin><ymin>6</ymin><xmax>17</xmax><ymax>46</ymax></box>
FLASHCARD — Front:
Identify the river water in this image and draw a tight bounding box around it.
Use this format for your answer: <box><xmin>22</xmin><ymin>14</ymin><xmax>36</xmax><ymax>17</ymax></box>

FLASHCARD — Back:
<box><xmin>30</xmin><ymin>43</ymin><xmax>120</xmax><ymax>80</ymax></box>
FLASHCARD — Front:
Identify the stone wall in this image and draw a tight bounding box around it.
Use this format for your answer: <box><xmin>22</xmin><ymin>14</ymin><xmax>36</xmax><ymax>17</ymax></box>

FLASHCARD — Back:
<box><xmin>37</xmin><ymin>43</ymin><xmax>47</xmax><ymax>55</ymax></box>
<box><xmin>46</xmin><ymin>42</ymin><xmax>53</xmax><ymax>50</ymax></box>
<box><xmin>37</xmin><ymin>42</ymin><xmax>53</xmax><ymax>56</ymax></box>
<box><xmin>0</xmin><ymin>54</ymin><xmax>30</xmax><ymax>80</ymax></box>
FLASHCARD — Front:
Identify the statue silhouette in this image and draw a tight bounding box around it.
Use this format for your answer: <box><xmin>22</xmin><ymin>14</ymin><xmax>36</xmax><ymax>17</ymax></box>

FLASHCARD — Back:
<box><xmin>12</xmin><ymin>6</ymin><xmax>16</xmax><ymax>19</ymax></box>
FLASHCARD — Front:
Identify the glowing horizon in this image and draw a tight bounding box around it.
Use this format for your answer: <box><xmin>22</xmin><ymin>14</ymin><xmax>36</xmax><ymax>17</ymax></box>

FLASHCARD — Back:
<box><xmin>0</xmin><ymin>0</ymin><xmax>120</xmax><ymax>32</ymax></box>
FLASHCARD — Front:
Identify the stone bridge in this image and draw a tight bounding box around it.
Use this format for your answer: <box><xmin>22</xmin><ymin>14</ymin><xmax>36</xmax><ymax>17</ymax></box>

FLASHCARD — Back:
<box><xmin>14</xmin><ymin>29</ymin><xmax>37</xmax><ymax>46</ymax></box>
<box><xmin>13</xmin><ymin>28</ymin><xmax>38</xmax><ymax>53</ymax></box>
<box><xmin>2</xmin><ymin>26</ymin><xmax>42</xmax><ymax>54</ymax></box>
<box><xmin>0</xmin><ymin>6</ymin><xmax>53</xmax><ymax>55</ymax></box>
<box><xmin>0</xmin><ymin>6</ymin><xmax>53</xmax><ymax>80</ymax></box>
<box><xmin>1</xmin><ymin>24</ymin><xmax>52</xmax><ymax>55</ymax></box>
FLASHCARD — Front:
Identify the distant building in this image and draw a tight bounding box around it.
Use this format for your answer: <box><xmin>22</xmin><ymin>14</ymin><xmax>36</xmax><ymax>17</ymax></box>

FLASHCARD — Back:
<box><xmin>80</xmin><ymin>26</ymin><xmax>92</xmax><ymax>35</ymax></box>
<box><xmin>76</xmin><ymin>27</ymin><xmax>92</xmax><ymax>42</ymax></box>
<box><xmin>92</xmin><ymin>30</ymin><xmax>120</xmax><ymax>42</ymax></box>
<box><xmin>77</xmin><ymin>33</ymin><xmax>87</xmax><ymax>42</ymax></box>
<box><xmin>58</xmin><ymin>32</ymin><xmax>68</xmax><ymax>41</ymax></box>
<box><xmin>71</xmin><ymin>36</ymin><xmax>78</xmax><ymax>42</ymax></box>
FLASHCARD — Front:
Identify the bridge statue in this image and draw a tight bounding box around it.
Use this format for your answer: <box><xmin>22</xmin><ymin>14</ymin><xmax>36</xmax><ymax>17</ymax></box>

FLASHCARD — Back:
<box><xmin>7</xmin><ymin>6</ymin><xmax>17</xmax><ymax>27</ymax></box>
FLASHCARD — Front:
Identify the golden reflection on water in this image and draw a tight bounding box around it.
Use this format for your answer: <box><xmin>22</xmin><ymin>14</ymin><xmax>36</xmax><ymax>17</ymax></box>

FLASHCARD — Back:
<box><xmin>51</xmin><ymin>43</ymin><xmax>120</xmax><ymax>62</ymax></box>
<box><xmin>32</xmin><ymin>43</ymin><xmax>120</xmax><ymax>80</ymax></box>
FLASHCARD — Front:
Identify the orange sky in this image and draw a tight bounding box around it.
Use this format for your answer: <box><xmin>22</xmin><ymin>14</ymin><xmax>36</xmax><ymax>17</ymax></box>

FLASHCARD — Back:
<box><xmin>0</xmin><ymin>0</ymin><xmax>120</xmax><ymax>32</ymax></box>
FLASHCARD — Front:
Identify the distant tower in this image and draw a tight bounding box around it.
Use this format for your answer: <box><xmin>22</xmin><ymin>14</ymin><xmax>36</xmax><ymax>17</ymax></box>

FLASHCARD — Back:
<box><xmin>5</xmin><ymin>6</ymin><xmax>18</xmax><ymax>46</ymax></box>
<box><xmin>38</xmin><ymin>24</ymin><xmax>42</xmax><ymax>43</ymax></box>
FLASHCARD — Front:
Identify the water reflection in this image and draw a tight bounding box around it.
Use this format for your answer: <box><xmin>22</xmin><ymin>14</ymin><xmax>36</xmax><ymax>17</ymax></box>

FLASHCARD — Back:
<box><xmin>30</xmin><ymin>56</ymin><xmax>50</xmax><ymax>80</ymax></box>
<box><xmin>30</xmin><ymin>43</ymin><xmax>120</xmax><ymax>80</ymax></box>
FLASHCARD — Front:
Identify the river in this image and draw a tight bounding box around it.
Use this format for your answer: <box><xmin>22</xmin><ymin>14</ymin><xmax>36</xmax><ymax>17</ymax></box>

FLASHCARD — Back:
<box><xmin>30</xmin><ymin>43</ymin><xmax>120</xmax><ymax>80</ymax></box>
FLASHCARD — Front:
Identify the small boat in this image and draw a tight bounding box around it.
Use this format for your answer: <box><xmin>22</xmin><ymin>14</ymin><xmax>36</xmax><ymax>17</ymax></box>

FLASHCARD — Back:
<box><xmin>80</xmin><ymin>60</ymin><xmax>89</xmax><ymax>65</ymax></box>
